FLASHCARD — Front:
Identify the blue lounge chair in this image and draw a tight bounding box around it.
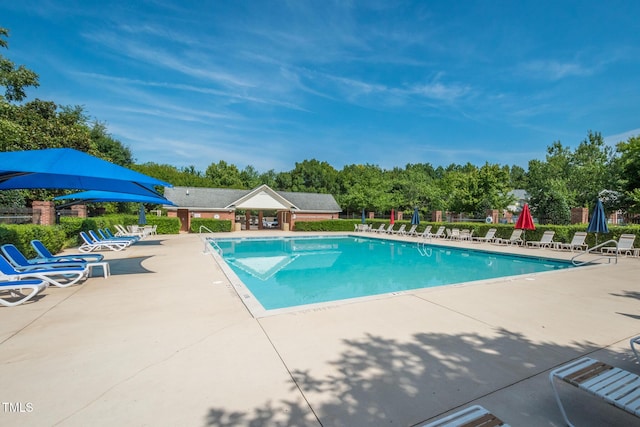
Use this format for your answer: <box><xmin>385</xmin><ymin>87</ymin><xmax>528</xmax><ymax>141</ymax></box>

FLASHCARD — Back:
<box><xmin>1</xmin><ymin>244</ymin><xmax>88</xmax><ymax>271</ymax></box>
<box><xmin>89</xmin><ymin>230</ymin><xmax>132</xmax><ymax>247</ymax></box>
<box><xmin>0</xmin><ymin>279</ymin><xmax>48</xmax><ymax>307</ymax></box>
<box><xmin>30</xmin><ymin>240</ymin><xmax>104</xmax><ymax>263</ymax></box>
<box><xmin>103</xmin><ymin>228</ymin><xmax>139</xmax><ymax>242</ymax></box>
<box><xmin>0</xmin><ymin>255</ymin><xmax>88</xmax><ymax>288</ymax></box>
<box><xmin>79</xmin><ymin>231</ymin><xmax>128</xmax><ymax>252</ymax></box>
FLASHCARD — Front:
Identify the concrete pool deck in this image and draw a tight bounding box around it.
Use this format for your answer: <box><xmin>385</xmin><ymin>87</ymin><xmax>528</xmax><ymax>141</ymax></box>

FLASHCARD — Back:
<box><xmin>1</xmin><ymin>231</ymin><xmax>639</xmax><ymax>426</ymax></box>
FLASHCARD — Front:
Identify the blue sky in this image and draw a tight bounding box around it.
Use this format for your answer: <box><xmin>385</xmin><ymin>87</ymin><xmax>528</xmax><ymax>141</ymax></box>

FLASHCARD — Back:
<box><xmin>2</xmin><ymin>1</ymin><xmax>639</xmax><ymax>173</ymax></box>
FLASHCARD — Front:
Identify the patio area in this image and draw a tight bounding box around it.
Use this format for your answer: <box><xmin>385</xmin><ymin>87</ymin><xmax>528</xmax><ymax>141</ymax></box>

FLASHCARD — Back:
<box><xmin>1</xmin><ymin>231</ymin><xmax>639</xmax><ymax>426</ymax></box>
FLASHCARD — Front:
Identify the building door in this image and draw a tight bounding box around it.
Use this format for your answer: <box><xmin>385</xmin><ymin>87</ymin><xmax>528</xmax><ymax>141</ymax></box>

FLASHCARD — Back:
<box><xmin>177</xmin><ymin>209</ymin><xmax>190</xmax><ymax>232</ymax></box>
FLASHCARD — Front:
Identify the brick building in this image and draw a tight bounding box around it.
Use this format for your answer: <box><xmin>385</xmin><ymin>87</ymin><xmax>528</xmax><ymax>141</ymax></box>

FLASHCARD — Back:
<box><xmin>164</xmin><ymin>185</ymin><xmax>341</xmax><ymax>232</ymax></box>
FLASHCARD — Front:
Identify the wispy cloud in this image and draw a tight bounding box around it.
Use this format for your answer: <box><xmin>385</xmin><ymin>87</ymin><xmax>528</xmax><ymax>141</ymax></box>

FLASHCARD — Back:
<box><xmin>518</xmin><ymin>59</ymin><xmax>593</xmax><ymax>80</ymax></box>
<box><xmin>604</xmin><ymin>128</ymin><xmax>640</xmax><ymax>145</ymax></box>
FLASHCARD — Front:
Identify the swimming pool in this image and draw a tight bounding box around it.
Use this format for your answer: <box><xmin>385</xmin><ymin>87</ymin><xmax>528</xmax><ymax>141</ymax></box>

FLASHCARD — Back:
<box><xmin>210</xmin><ymin>235</ymin><xmax>574</xmax><ymax>315</ymax></box>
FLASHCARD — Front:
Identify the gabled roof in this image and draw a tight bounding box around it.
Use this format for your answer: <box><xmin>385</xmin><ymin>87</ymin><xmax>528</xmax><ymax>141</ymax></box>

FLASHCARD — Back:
<box><xmin>164</xmin><ymin>187</ymin><xmax>248</xmax><ymax>210</ymax></box>
<box><xmin>164</xmin><ymin>185</ymin><xmax>341</xmax><ymax>213</ymax></box>
<box><xmin>231</xmin><ymin>184</ymin><xmax>298</xmax><ymax>210</ymax></box>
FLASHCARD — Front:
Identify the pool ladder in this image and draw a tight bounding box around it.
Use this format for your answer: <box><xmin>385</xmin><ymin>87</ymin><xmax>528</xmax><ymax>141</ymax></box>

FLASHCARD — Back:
<box><xmin>417</xmin><ymin>239</ymin><xmax>432</xmax><ymax>257</ymax></box>
<box><xmin>198</xmin><ymin>225</ymin><xmax>223</xmax><ymax>255</ymax></box>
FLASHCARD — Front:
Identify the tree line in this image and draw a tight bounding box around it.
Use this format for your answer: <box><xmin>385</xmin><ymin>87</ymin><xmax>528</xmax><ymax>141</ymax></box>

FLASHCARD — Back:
<box><xmin>1</xmin><ymin>26</ymin><xmax>639</xmax><ymax>224</ymax></box>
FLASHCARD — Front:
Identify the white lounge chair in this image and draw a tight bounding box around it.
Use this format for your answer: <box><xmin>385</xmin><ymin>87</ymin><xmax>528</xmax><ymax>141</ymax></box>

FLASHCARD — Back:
<box><xmin>115</xmin><ymin>224</ymin><xmax>144</xmax><ymax>239</ymax></box>
<box><xmin>445</xmin><ymin>228</ymin><xmax>460</xmax><ymax>240</ymax></box>
<box><xmin>383</xmin><ymin>224</ymin><xmax>395</xmax><ymax>234</ymax></box>
<box><xmin>550</xmin><ymin>357</ymin><xmax>640</xmax><ymax>426</ymax></box>
<box><xmin>526</xmin><ymin>230</ymin><xmax>555</xmax><ymax>248</ymax></box>
<box><xmin>372</xmin><ymin>224</ymin><xmax>386</xmax><ymax>234</ymax></box>
<box><xmin>554</xmin><ymin>232</ymin><xmax>588</xmax><ymax>252</ymax></box>
<box><xmin>405</xmin><ymin>224</ymin><xmax>418</xmax><ymax>236</ymax></box>
<box><xmin>103</xmin><ymin>228</ymin><xmax>139</xmax><ymax>243</ymax></box>
<box><xmin>430</xmin><ymin>226</ymin><xmax>446</xmax><ymax>239</ymax></box>
<box><xmin>79</xmin><ymin>231</ymin><xmax>128</xmax><ymax>252</ymax></box>
<box><xmin>92</xmin><ymin>230</ymin><xmax>133</xmax><ymax>246</ymax></box>
<box><xmin>458</xmin><ymin>229</ymin><xmax>473</xmax><ymax>241</ymax></box>
<box><xmin>472</xmin><ymin>228</ymin><xmax>496</xmax><ymax>243</ymax></box>
<box><xmin>31</xmin><ymin>240</ymin><xmax>104</xmax><ymax>263</ymax></box>
<box><xmin>0</xmin><ymin>255</ymin><xmax>88</xmax><ymax>288</ymax></box>
<box><xmin>493</xmin><ymin>229</ymin><xmax>523</xmax><ymax>246</ymax></box>
<box><xmin>601</xmin><ymin>234</ymin><xmax>639</xmax><ymax>257</ymax></box>
<box><xmin>391</xmin><ymin>224</ymin><xmax>406</xmax><ymax>235</ymax></box>
<box><xmin>421</xmin><ymin>404</ymin><xmax>510</xmax><ymax>427</ymax></box>
<box><xmin>0</xmin><ymin>279</ymin><xmax>48</xmax><ymax>307</ymax></box>
<box><xmin>415</xmin><ymin>225</ymin><xmax>432</xmax><ymax>239</ymax></box>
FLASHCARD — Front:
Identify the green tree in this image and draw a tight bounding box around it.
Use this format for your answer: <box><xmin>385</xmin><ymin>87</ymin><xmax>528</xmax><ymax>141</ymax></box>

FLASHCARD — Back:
<box><xmin>290</xmin><ymin>159</ymin><xmax>339</xmax><ymax>194</ymax></box>
<box><xmin>337</xmin><ymin>164</ymin><xmax>389</xmax><ymax>213</ymax></box>
<box><xmin>0</xmin><ymin>28</ymin><xmax>39</xmax><ymax>102</ymax></box>
<box><xmin>133</xmin><ymin>163</ymin><xmax>210</xmax><ymax>187</ymax></box>
<box><xmin>239</xmin><ymin>165</ymin><xmax>261</xmax><ymax>189</ymax></box>
<box><xmin>568</xmin><ymin>130</ymin><xmax>613</xmax><ymax>207</ymax></box>
<box><xmin>258</xmin><ymin>169</ymin><xmax>279</xmax><ymax>188</ymax></box>
<box><xmin>0</xmin><ymin>99</ymin><xmax>93</xmax><ymax>152</ymax></box>
<box><xmin>616</xmin><ymin>135</ymin><xmax>640</xmax><ymax>214</ymax></box>
<box><xmin>205</xmin><ymin>160</ymin><xmax>244</xmax><ymax>188</ymax></box>
<box><xmin>90</xmin><ymin>121</ymin><xmax>134</xmax><ymax>166</ymax></box>
<box><xmin>508</xmin><ymin>165</ymin><xmax>528</xmax><ymax>188</ymax></box>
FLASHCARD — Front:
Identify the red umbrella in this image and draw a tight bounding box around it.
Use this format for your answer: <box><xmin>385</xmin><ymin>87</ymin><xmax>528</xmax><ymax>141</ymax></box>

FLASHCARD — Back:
<box><xmin>390</xmin><ymin>209</ymin><xmax>395</xmax><ymax>225</ymax></box>
<box><xmin>515</xmin><ymin>203</ymin><xmax>535</xmax><ymax>241</ymax></box>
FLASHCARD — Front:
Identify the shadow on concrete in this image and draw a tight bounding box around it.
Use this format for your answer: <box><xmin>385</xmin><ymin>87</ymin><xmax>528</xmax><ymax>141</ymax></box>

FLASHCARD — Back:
<box><xmin>107</xmin><ymin>256</ymin><xmax>155</xmax><ymax>275</ymax></box>
<box><xmin>132</xmin><ymin>239</ymin><xmax>165</xmax><ymax>246</ymax></box>
<box><xmin>611</xmin><ymin>290</ymin><xmax>640</xmax><ymax>301</ymax></box>
<box><xmin>203</xmin><ymin>329</ymin><xmax>640</xmax><ymax>426</ymax></box>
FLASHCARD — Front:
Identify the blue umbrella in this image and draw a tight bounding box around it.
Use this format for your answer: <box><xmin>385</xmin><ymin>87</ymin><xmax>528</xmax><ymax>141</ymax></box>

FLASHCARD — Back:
<box><xmin>54</xmin><ymin>190</ymin><xmax>175</xmax><ymax>206</ymax></box>
<box><xmin>587</xmin><ymin>199</ymin><xmax>608</xmax><ymax>245</ymax></box>
<box><xmin>361</xmin><ymin>208</ymin><xmax>366</xmax><ymax>224</ymax></box>
<box><xmin>0</xmin><ymin>148</ymin><xmax>171</xmax><ymax>197</ymax></box>
<box><xmin>411</xmin><ymin>207</ymin><xmax>420</xmax><ymax>225</ymax></box>
<box><xmin>138</xmin><ymin>204</ymin><xmax>147</xmax><ymax>225</ymax></box>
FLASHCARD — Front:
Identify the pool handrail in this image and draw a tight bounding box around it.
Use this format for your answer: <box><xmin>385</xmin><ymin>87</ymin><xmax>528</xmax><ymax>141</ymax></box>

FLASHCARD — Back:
<box><xmin>199</xmin><ymin>225</ymin><xmax>214</xmax><ymax>234</ymax></box>
<box><xmin>571</xmin><ymin>239</ymin><xmax>618</xmax><ymax>266</ymax></box>
<box><xmin>197</xmin><ymin>226</ymin><xmax>223</xmax><ymax>255</ymax></box>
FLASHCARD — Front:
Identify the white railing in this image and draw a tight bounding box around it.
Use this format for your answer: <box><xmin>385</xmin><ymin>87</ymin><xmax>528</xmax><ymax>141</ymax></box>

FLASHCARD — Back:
<box><xmin>571</xmin><ymin>239</ymin><xmax>618</xmax><ymax>266</ymax></box>
<box><xmin>199</xmin><ymin>225</ymin><xmax>214</xmax><ymax>234</ymax></box>
<box><xmin>416</xmin><ymin>240</ymin><xmax>432</xmax><ymax>257</ymax></box>
<box><xmin>198</xmin><ymin>226</ymin><xmax>222</xmax><ymax>254</ymax></box>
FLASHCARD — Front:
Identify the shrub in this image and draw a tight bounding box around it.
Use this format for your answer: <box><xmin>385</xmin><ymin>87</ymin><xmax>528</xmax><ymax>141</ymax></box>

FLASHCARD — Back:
<box><xmin>190</xmin><ymin>218</ymin><xmax>232</xmax><ymax>233</ymax></box>
<box><xmin>60</xmin><ymin>215</ymin><xmax>181</xmax><ymax>245</ymax></box>
<box><xmin>0</xmin><ymin>224</ymin><xmax>66</xmax><ymax>257</ymax></box>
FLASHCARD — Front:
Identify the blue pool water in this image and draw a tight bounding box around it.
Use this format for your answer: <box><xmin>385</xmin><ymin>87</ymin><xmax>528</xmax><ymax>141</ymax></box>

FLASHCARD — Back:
<box><xmin>211</xmin><ymin>235</ymin><xmax>574</xmax><ymax>311</ymax></box>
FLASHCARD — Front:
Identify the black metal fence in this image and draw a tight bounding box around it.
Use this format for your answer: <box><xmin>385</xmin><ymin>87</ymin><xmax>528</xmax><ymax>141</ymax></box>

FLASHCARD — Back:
<box><xmin>0</xmin><ymin>207</ymin><xmax>39</xmax><ymax>224</ymax></box>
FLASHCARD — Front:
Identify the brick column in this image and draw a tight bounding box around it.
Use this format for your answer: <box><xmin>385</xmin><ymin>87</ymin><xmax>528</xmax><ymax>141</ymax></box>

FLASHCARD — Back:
<box><xmin>571</xmin><ymin>207</ymin><xmax>588</xmax><ymax>224</ymax></box>
<box><xmin>368</xmin><ymin>211</ymin><xmax>375</xmax><ymax>219</ymax></box>
<box><xmin>71</xmin><ymin>204</ymin><xmax>87</xmax><ymax>218</ymax></box>
<box><xmin>32</xmin><ymin>201</ymin><xmax>56</xmax><ymax>225</ymax></box>
<box><xmin>245</xmin><ymin>211</ymin><xmax>251</xmax><ymax>230</ymax></box>
<box><xmin>486</xmin><ymin>209</ymin><xmax>499</xmax><ymax>224</ymax></box>
<box><xmin>397</xmin><ymin>211</ymin><xmax>403</xmax><ymax>221</ymax></box>
<box><xmin>431</xmin><ymin>210</ymin><xmax>442</xmax><ymax>222</ymax></box>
